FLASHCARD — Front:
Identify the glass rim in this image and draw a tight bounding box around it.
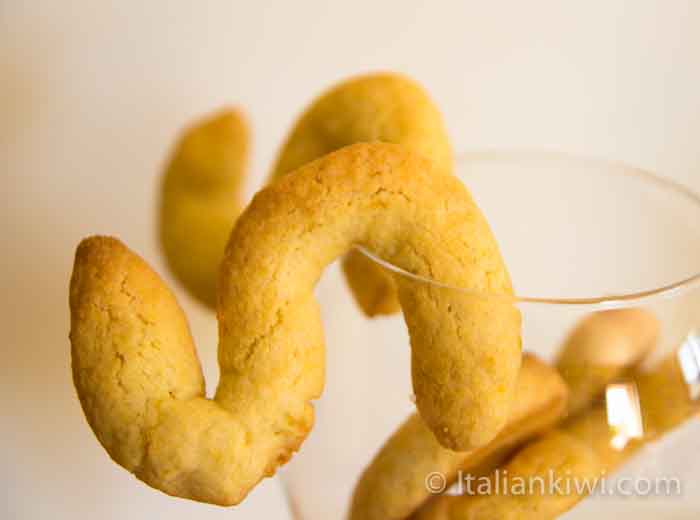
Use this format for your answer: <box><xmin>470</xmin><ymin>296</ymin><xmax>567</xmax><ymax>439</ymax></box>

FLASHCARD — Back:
<box><xmin>356</xmin><ymin>148</ymin><xmax>700</xmax><ymax>309</ymax></box>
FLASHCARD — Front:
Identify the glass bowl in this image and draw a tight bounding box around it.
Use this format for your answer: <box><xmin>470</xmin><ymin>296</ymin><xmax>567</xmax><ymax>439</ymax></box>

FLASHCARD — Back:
<box><xmin>280</xmin><ymin>151</ymin><xmax>700</xmax><ymax>519</ymax></box>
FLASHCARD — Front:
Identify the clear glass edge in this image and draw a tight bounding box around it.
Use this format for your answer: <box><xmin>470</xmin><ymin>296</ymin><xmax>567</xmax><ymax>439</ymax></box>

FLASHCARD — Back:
<box><xmin>355</xmin><ymin>148</ymin><xmax>700</xmax><ymax>309</ymax></box>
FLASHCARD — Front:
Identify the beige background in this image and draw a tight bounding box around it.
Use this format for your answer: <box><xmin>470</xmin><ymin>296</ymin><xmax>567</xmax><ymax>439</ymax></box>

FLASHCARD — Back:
<box><xmin>2</xmin><ymin>1</ymin><xmax>700</xmax><ymax>519</ymax></box>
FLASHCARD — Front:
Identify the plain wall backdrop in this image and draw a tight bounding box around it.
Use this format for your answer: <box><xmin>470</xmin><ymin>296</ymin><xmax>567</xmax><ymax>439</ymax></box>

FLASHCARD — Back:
<box><xmin>2</xmin><ymin>1</ymin><xmax>699</xmax><ymax>518</ymax></box>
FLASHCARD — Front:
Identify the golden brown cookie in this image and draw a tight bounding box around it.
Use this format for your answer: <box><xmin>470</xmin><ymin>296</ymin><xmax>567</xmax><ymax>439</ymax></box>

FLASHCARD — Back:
<box><xmin>415</xmin><ymin>348</ymin><xmax>698</xmax><ymax>520</ymax></box>
<box><xmin>349</xmin><ymin>354</ymin><xmax>568</xmax><ymax>520</ymax></box>
<box><xmin>555</xmin><ymin>309</ymin><xmax>659</xmax><ymax>416</ymax></box>
<box><xmin>413</xmin><ymin>430</ymin><xmax>605</xmax><ymax>520</ymax></box>
<box><xmin>71</xmin><ymin>143</ymin><xmax>520</xmax><ymax>505</ymax></box>
<box><xmin>159</xmin><ymin>108</ymin><xmax>249</xmax><ymax>307</ymax></box>
<box><xmin>271</xmin><ymin>72</ymin><xmax>452</xmax><ymax>317</ymax></box>
<box><xmin>70</xmin><ymin>236</ymin><xmax>206</xmax><ymax>473</ymax></box>
<box><xmin>353</xmin><ymin>309</ymin><xmax>658</xmax><ymax>520</ymax></box>
<box><xmin>160</xmin><ymin>73</ymin><xmax>452</xmax><ymax>315</ymax></box>
<box><xmin>636</xmin><ymin>352</ymin><xmax>698</xmax><ymax>436</ymax></box>
<box><xmin>269</xmin><ymin>73</ymin><xmax>452</xmax><ymax>182</ymax></box>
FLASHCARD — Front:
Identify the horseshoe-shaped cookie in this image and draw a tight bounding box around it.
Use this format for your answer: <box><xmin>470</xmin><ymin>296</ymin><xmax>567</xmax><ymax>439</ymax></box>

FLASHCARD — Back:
<box><xmin>71</xmin><ymin>143</ymin><xmax>520</xmax><ymax>505</ymax></box>
<box><xmin>159</xmin><ymin>73</ymin><xmax>452</xmax><ymax>315</ymax></box>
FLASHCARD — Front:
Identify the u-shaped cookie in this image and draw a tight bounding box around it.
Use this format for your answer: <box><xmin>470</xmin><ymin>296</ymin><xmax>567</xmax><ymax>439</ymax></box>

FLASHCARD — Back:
<box><xmin>71</xmin><ymin>143</ymin><xmax>519</xmax><ymax>506</ymax></box>
<box><xmin>159</xmin><ymin>73</ymin><xmax>452</xmax><ymax>314</ymax></box>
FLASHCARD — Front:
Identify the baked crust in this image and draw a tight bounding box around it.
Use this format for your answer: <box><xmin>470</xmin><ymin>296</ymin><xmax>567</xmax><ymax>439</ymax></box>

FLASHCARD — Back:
<box><xmin>159</xmin><ymin>73</ymin><xmax>453</xmax><ymax>316</ymax></box>
<box><xmin>71</xmin><ymin>142</ymin><xmax>520</xmax><ymax>505</ymax></box>
<box><xmin>349</xmin><ymin>354</ymin><xmax>568</xmax><ymax>520</ymax></box>
<box><xmin>160</xmin><ymin>108</ymin><xmax>249</xmax><ymax>308</ymax></box>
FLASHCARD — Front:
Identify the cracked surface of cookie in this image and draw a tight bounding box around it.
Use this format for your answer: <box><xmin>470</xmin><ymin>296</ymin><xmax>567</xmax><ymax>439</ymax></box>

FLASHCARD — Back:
<box><xmin>71</xmin><ymin>142</ymin><xmax>520</xmax><ymax>505</ymax></box>
<box><xmin>159</xmin><ymin>108</ymin><xmax>249</xmax><ymax>307</ymax></box>
<box><xmin>271</xmin><ymin>72</ymin><xmax>453</xmax><ymax>316</ymax></box>
<box><xmin>160</xmin><ymin>73</ymin><xmax>453</xmax><ymax>315</ymax></box>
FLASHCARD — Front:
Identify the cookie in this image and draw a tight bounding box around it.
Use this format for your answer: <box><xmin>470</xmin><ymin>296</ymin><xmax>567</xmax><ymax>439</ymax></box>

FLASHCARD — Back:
<box><xmin>349</xmin><ymin>354</ymin><xmax>567</xmax><ymax>520</ymax></box>
<box><xmin>71</xmin><ymin>143</ymin><xmax>519</xmax><ymax>505</ymax></box>
<box><xmin>160</xmin><ymin>108</ymin><xmax>249</xmax><ymax>307</ymax></box>
<box><xmin>160</xmin><ymin>73</ymin><xmax>452</xmax><ymax>316</ymax></box>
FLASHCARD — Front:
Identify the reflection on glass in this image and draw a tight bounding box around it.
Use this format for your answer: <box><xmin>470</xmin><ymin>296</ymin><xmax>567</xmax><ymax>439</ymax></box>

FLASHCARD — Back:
<box><xmin>678</xmin><ymin>331</ymin><xmax>700</xmax><ymax>401</ymax></box>
<box><xmin>606</xmin><ymin>382</ymin><xmax>643</xmax><ymax>450</ymax></box>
